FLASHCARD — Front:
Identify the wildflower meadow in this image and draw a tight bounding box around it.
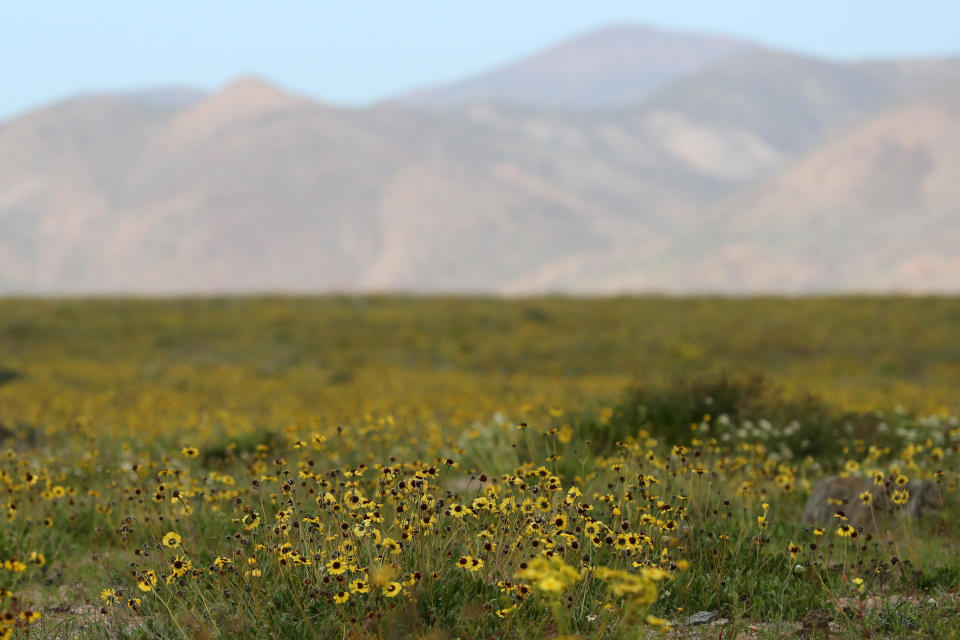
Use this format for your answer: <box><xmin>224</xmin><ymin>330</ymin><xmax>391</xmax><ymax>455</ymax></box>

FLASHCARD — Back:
<box><xmin>1</xmin><ymin>297</ymin><xmax>958</xmax><ymax>639</ymax></box>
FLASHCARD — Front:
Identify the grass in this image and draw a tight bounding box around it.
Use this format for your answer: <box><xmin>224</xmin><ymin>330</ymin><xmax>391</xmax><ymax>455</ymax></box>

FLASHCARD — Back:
<box><xmin>0</xmin><ymin>296</ymin><xmax>958</xmax><ymax>639</ymax></box>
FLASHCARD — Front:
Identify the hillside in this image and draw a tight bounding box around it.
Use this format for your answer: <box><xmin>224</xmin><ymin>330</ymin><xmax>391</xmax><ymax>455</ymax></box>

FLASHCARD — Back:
<box><xmin>1</xmin><ymin>25</ymin><xmax>960</xmax><ymax>294</ymax></box>
<box><xmin>389</xmin><ymin>24</ymin><xmax>757</xmax><ymax>110</ymax></box>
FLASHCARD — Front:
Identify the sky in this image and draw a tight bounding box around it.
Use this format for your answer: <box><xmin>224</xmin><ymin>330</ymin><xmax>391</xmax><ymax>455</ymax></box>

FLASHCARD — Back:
<box><xmin>2</xmin><ymin>0</ymin><xmax>957</xmax><ymax>121</ymax></box>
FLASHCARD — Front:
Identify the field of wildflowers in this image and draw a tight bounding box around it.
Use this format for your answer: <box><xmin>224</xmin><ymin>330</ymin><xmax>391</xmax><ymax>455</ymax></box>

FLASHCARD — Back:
<box><xmin>0</xmin><ymin>297</ymin><xmax>958</xmax><ymax>639</ymax></box>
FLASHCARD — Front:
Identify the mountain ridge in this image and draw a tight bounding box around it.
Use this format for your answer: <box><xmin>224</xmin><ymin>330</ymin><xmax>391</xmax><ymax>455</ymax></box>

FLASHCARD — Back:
<box><xmin>2</xmin><ymin>25</ymin><xmax>960</xmax><ymax>294</ymax></box>
<box><xmin>388</xmin><ymin>24</ymin><xmax>760</xmax><ymax>110</ymax></box>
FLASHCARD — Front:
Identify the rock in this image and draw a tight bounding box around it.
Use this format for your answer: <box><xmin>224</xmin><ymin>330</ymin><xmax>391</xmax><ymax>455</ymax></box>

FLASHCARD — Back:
<box><xmin>903</xmin><ymin>480</ymin><xmax>942</xmax><ymax>518</ymax></box>
<box><xmin>444</xmin><ymin>475</ymin><xmax>492</xmax><ymax>495</ymax></box>
<box><xmin>802</xmin><ymin>475</ymin><xmax>942</xmax><ymax>531</ymax></box>
<box><xmin>683</xmin><ymin>610</ymin><xmax>720</xmax><ymax>626</ymax></box>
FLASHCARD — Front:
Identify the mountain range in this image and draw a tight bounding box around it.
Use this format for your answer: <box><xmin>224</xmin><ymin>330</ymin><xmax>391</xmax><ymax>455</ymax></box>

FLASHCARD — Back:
<box><xmin>2</xmin><ymin>24</ymin><xmax>959</xmax><ymax>294</ymax></box>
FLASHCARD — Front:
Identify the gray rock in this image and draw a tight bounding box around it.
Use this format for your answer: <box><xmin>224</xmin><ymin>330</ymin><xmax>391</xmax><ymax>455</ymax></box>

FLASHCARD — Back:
<box><xmin>684</xmin><ymin>610</ymin><xmax>720</xmax><ymax>626</ymax></box>
<box><xmin>903</xmin><ymin>480</ymin><xmax>942</xmax><ymax>518</ymax></box>
<box><xmin>802</xmin><ymin>475</ymin><xmax>942</xmax><ymax>531</ymax></box>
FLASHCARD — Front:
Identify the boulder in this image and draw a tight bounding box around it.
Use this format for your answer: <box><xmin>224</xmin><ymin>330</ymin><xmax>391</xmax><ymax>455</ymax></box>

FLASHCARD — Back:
<box><xmin>802</xmin><ymin>475</ymin><xmax>942</xmax><ymax>531</ymax></box>
<box><xmin>683</xmin><ymin>610</ymin><xmax>720</xmax><ymax>626</ymax></box>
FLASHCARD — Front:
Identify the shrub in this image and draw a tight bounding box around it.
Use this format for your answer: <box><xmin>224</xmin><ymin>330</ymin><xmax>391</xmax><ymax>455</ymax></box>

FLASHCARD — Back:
<box><xmin>577</xmin><ymin>373</ymin><xmax>876</xmax><ymax>462</ymax></box>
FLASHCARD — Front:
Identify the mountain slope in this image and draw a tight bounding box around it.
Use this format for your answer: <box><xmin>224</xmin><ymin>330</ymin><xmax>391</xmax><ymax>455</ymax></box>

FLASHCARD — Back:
<box><xmin>0</xmin><ymin>81</ymin><xmax>689</xmax><ymax>293</ymax></box>
<box><xmin>390</xmin><ymin>24</ymin><xmax>756</xmax><ymax>110</ymax></box>
<box><xmin>632</xmin><ymin>49</ymin><xmax>905</xmax><ymax>155</ymax></box>
<box><xmin>3</xmin><ymin>26</ymin><xmax>960</xmax><ymax>294</ymax></box>
<box><xmin>655</xmin><ymin>101</ymin><xmax>960</xmax><ymax>292</ymax></box>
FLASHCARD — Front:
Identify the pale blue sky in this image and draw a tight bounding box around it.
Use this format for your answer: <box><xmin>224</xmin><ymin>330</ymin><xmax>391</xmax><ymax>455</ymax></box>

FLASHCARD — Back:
<box><xmin>2</xmin><ymin>0</ymin><xmax>956</xmax><ymax>121</ymax></box>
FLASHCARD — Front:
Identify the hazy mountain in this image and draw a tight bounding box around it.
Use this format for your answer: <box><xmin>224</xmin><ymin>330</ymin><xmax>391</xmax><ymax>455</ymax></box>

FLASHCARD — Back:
<box><xmin>632</xmin><ymin>49</ymin><xmax>902</xmax><ymax>157</ymax></box>
<box><xmin>127</xmin><ymin>85</ymin><xmax>208</xmax><ymax>110</ymax></box>
<box><xmin>682</xmin><ymin>101</ymin><xmax>960</xmax><ymax>292</ymax></box>
<box><xmin>0</xmin><ymin>77</ymin><xmax>692</xmax><ymax>293</ymax></box>
<box><xmin>2</xmin><ymin>25</ymin><xmax>960</xmax><ymax>294</ymax></box>
<box><xmin>390</xmin><ymin>24</ymin><xmax>757</xmax><ymax>110</ymax></box>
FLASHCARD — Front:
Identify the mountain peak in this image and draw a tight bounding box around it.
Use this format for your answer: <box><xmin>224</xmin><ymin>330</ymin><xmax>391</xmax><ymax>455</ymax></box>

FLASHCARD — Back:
<box><xmin>390</xmin><ymin>23</ymin><xmax>757</xmax><ymax>109</ymax></box>
<box><xmin>215</xmin><ymin>76</ymin><xmax>306</xmax><ymax>106</ymax></box>
<box><xmin>152</xmin><ymin>77</ymin><xmax>311</xmax><ymax>148</ymax></box>
<box><xmin>3</xmin><ymin>26</ymin><xmax>960</xmax><ymax>294</ymax></box>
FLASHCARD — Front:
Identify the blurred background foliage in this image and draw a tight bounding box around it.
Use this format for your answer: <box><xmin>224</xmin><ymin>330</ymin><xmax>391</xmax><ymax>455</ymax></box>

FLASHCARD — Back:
<box><xmin>0</xmin><ymin>296</ymin><xmax>957</xmax><ymax>447</ymax></box>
